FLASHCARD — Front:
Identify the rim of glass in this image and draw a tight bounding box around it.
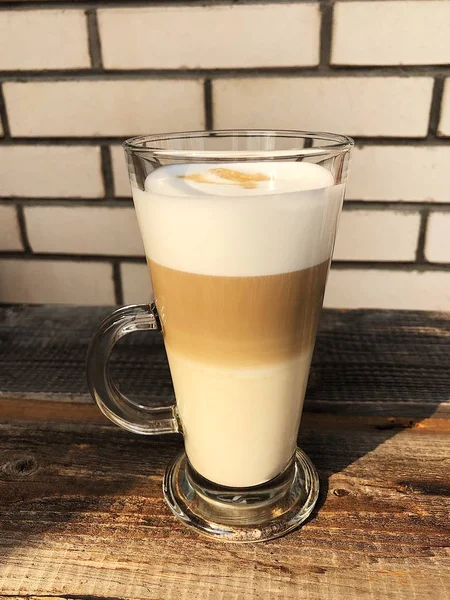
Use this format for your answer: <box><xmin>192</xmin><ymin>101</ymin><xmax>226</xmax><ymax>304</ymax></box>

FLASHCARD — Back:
<box><xmin>123</xmin><ymin>129</ymin><xmax>354</xmax><ymax>159</ymax></box>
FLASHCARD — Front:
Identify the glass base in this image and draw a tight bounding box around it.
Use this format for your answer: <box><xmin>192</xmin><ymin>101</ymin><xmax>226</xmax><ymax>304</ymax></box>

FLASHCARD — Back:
<box><xmin>162</xmin><ymin>448</ymin><xmax>319</xmax><ymax>543</ymax></box>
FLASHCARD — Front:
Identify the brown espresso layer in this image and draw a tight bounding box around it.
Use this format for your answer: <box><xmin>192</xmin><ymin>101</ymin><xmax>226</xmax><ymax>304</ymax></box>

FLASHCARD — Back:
<box><xmin>149</xmin><ymin>259</ymin><xmax>329</xmax><ymax>367</ymax></box>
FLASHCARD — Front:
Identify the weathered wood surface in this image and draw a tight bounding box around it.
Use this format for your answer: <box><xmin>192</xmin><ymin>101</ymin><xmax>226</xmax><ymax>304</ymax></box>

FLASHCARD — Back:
<box><xmin>0</xmin><ymin>402</ymin><xmax>449</xmax><ymax>600</ymax></box>
<box><xmin>1</xmin><ymin>306</ymin><xmax>449</xmax><ymax>416</ymax></box>
<box><xmin>0</xmin><ymin>306</ymin><xmax>449</xmax><ymax>599</ymax></box>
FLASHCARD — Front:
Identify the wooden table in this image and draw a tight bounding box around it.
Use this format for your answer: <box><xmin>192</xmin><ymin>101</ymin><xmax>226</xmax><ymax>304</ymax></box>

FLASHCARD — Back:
<box><xmin>0</xmin><ymin>306</ymin><xmax>449</xmax><ymax>600</ymax></box>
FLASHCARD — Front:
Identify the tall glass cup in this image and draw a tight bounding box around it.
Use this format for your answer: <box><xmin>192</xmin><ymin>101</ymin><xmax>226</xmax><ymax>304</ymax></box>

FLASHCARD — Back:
<box><xmin>87</xmin><ymin>130</ymin><xmax>353</xmax><ymax>542</ymax></box>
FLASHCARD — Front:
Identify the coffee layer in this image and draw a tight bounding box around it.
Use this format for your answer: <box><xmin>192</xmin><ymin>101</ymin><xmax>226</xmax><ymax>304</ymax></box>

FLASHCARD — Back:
<box><xmin>149</xmin><ymin>259</ymin><xmax>329</xmax><ymax>367</ymax></box>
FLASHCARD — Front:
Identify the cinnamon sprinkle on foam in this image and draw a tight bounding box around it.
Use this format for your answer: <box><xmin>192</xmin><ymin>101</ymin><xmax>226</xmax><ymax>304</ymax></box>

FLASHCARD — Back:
<box><xmin>180</xmin><ymin>168</ymin><xmax>271</xmax><ymax>189</ymax></box>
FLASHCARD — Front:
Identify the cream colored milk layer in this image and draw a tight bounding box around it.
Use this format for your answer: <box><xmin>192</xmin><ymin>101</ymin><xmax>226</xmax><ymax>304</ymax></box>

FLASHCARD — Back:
<box><xmin>167</xmin><ymin>348</ymin><xmax>313</xmax><ymax>487</ymax></box>
<box><xmin>131</xmin><ymin>162</ymin><xmax>343</xmax><ymax>487</ymax></box>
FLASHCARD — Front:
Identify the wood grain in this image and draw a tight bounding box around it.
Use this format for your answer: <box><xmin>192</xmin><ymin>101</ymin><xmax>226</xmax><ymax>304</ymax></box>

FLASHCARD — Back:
<box><xmin>1</xmin><ymin>306</ymin><xmax>449</xmax><ymax>418</ymax></box>
<box><xmin>0</xmin><ymin>307</ymin><xmax>449</xmax><ymax>598</ymax></box>
<box><xmin>0</xmin><ymin>398</ymin><xmax>449</xmax><ymax>600</ymax></box>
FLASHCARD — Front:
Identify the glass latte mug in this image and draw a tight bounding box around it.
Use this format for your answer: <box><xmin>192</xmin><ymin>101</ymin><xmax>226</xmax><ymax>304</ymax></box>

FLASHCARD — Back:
<box><xmin>87</xmin><ymin>130</ymin><xmax>353</xmax><ymax>542</ymax></box>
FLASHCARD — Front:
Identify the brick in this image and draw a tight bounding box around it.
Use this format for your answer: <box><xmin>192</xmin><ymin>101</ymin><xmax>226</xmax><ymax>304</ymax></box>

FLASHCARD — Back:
<box><xmin>0</xmin><ymin>205</ymin><xmax>23</xmax><ymax>251</ymax></box>
<box><xmin>0</xmin><ymin>259</ymin><xmax>114</xmax><ymax>305</ymax></box>
<box><xmin>332</xmin><ymin>1</ymin><xmax>450</xmax><ymax>66</ymax></box>
<box><xmin>0</xmin><ymin>146</ymin><xmax>103</xmax><ymax>198</ymax></box>
<box><xmin>121</xmin><ymin>263</ymin><xmax>153</xmax><ymax>305</ymax></box>
<box><xmin>334</xmin><ymin>210</ymin><xmax>420</xmax><ymax>262</ymax></box>
<box><xmin>424</xmin><ymin>212</ymin><xmax>450</xmax><ymax>263</ymax></box>
<box><xmin>213</xmin><ymin>77</ymin><xmax>433</xmax><ymax>137</ymax></box>
<box><xmin>438</xmin><ymin>79</ymin><xmax>450</xmax><ymax>137</ymax></box>
<box><xmin>0</xmin><ymin>10</ymin><xmax>89</xmax><ymax>70</ymax></box>
<box><xmin>324</xmin><ymin>269</ymin><xmax>450</xmax><ymax>310</ymax></box>
<box><xmin>24</xmin><ymin>206</ymin><xmax>144</xmax><ymax>256</ymax></box>
<box><xmin>99</xmin><ymin>4</ymin><xmax>319</xmax><ymax>70</ymax></box>
<box><xmin>346</xmin><ymin>146</ymin><xmax>450</xmax><ymax>202</ymax></box>
<box><xmin>4</xmin><ymin>80</ymin><xmax>204</xmax><ymax>137</ymax></box>
<box><xmin>111</xmin><ymin>145</ymin><xmax>131</xmax><ymax>197</ymax></box>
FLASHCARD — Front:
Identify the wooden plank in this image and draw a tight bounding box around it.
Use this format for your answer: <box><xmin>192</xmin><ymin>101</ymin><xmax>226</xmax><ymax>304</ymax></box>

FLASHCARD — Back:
<box><xmin>0</xmin><ymin>400</ymin><xmax>448</xmax><ymax>600</ymax></box>
<box><xmin>1</xmin><ymin>306</ymin><xmax>449</xmax><ymax>417</ymax></box>
<box><xmin>0</xmin><ymin>308</ymin><xmax>449</xmax><ymax>597</ymax></box>
<box><xmin>0</xmin><ymin>395</ymin><xmax>449</xmax><ymax>430</ymax></box>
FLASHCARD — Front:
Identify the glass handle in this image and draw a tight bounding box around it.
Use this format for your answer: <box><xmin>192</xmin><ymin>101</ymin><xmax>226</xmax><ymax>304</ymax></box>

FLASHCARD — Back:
<box><xmin>86</xmin><ymin>304</ymin><xmax>179</xmax><ymax>435</ymax></box>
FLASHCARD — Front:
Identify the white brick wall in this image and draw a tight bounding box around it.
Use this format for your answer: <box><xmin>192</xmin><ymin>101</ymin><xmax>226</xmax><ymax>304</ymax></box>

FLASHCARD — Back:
<box><xmin>121</xmin><ymin>263</ymin><xmax>153</xmax><ymax>305</ymax></box>
<box><xmin>332</xmin><ymin>1</ymin><xmax>450</xmax><ymax>66</ymax></box>
<box><xmin>334</xmin><ymin>210</ymin><xmax>421</xmax><ymax>262</ymax></box>
<box><xmin>24</xmin><ymin>206</ymin><xmax>144</xmax><ymax>256</ymax></box>
<box><xmin>0</xmin><ymin>205</ymin><xmax>23</xmax><ymax>251</ymax></box>
<box><xmin>213</xmin><ymin>77</ymin><xmax>433</xmax><ymax>137</ymax></box>
<box><xmin>0</xmin><ymin>2</ymin><xmax>448</xmax><ymax>311</ymax></box>
<box><xmin>0</xmin><ymin>259</ymin><xmax>114</xmax><ymax>305</ymax></box>
<box><xmin>99</xmin><ymin>4</ymin><xmax>320</xmax><ymax>69</ymax></box>
<box><xmin>324</xmin><ymin>269</ymin><xmax>450</xmax><ymax>311</ymax></box>
<box><xmin>0</xmin><ymin>10</ymin><xmax>90</xmax><ymax>70</ymax></box>
<box><xmin>0</xmin><ymin>146</ymin><xmax>103</xmax><ymax>198</ymax></box>
<box><xmin>438</xmin><ymin>79</ymin><xmax>450</xmax><ymax>137</ymax></box>
<box><xmin>425</xmin><ymin>212</ymin><xmax>450</xmax><ymax>264</ymax></box>
<box><xmin>4</xmin><ymin>80</ymin><xmax>205</xmax><ymax>137</ymax></box>
<box><xmin>346</xmin><ymin>146</ymin><xmax>450</xmax><ymax>202</ymax></box>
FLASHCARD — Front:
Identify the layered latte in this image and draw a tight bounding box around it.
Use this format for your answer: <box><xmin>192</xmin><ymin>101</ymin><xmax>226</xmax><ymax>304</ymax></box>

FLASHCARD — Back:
<box><xmin>132</xmin><ymin>161</ymin><xmax>344</xmax><ymax>487</ymax></box>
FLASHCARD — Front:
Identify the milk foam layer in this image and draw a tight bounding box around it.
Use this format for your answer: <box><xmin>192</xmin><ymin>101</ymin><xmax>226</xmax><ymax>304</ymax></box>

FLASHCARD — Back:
<box><xmin>132</xmin><ymin>162</ymin><xmax>344</xmax><ymax>277</ymax></box>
